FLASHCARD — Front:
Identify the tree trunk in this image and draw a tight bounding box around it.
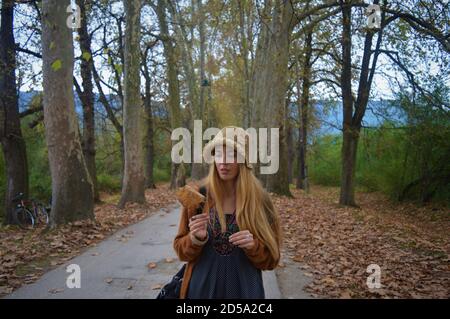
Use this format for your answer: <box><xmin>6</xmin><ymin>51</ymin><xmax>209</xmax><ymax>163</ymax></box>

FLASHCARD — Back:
<box><xmin>339</xmin><ymin>127</ymin><xmax>360</xmax><ymax>206</ymax></box>
<box><xmin>167</xmin><ymin>0</ymin><xmax>205</xmax><ymax>181</ymax></box>
<box><xmin>156</xmin><ymin>0</ymin><xmax>185</xmax><ymax>189</ymax></box>
<box><xmin>41</xmin><ymin>0</ymin><xmax>94</xmax><ymax>225</ymax></box>
<box><xmin>0</xmin><ymin>0</ymin><xmax>29</xmax><ymax>224</ymax></box>
<box><xmin>192</xmin><ymin>0</ymin><xmax>208</xmax><ymax>181</ymax></box>
<box><xmin>237</xmin><ymin>0</ymin><xmax>252</xmax><ymax>128</ymax></box>
<box><xmin>296</xmin><ymin>125</ymin><xmax>305</xmax><ymax>189</ymax></box>
<box><xmin>118</xmin><ymin>0</ymin><xmax>145</xmax><ymax>208</ymax></box>
<box><xmin>338</xmin><ymin>0</ymin><xmax>381</xmax><ymax>206</ymax></box>
<box><xmin>76</xmin><ymin>0</ymin><xmax>98</xmax><ymax>201</ymax></box>
<box><xmin>198</xmin><ymin>0</ymin><xmax>206</xmax><ymax>123</ymax></box>
<box><xmin>142</xmin><ymin>48</ymin><xmax>156</xmax><ymax>189</ymax></box>
<box><xmin>144</xmin><ymin>84</ymin><xmax>155</xmax><ymax>189</ymax></box>
<box><xmin>296</xmin><ymin>30</ymin><xmax>312</xmax><ymax>192</ymax></box>
<box><xmin>287</xmin><ymin>116</ymin><xmax>294</xmax><ymax>185</ymax></box>
<box><xmin>339</xmin><ymin>1</ymin><xmax>357</xmax><ymax>206</ymax></box>
<box><xmin>250</xmin><ymin>0</ymin><xmax>295</xmax><ymax>196</ymax></box>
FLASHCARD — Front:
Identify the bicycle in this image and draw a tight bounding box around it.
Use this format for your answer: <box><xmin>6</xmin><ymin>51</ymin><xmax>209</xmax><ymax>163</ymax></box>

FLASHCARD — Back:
<box><xmin>12</xmin><ymin>193</ymin><xmax>50</xmax><ymax>229</ymax></box>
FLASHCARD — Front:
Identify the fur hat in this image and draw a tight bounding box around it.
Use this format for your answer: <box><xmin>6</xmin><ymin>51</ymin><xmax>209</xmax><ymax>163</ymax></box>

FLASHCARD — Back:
<box><xmin>202</xmin><ymin>126</ymin><xmax>253</xmax><ymax>169</ymax></box>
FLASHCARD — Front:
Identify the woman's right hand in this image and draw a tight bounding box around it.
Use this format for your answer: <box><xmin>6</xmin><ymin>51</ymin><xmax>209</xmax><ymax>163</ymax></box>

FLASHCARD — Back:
<box><xmin>188</xmin><ymin>213</ymin><xmax>209</xmax><ymax>240</ymax></box>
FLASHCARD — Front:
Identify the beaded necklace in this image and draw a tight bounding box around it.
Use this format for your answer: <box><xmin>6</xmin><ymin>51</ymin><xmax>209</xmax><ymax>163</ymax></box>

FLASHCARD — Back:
<box><xmin>209</xmin><ymin>207</ymin><xmax>239</xmax><ymax>256</ymax></box>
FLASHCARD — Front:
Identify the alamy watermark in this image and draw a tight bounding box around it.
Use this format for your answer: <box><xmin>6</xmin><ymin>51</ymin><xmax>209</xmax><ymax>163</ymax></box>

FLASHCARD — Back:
<box><xmin>171</xmin><ymin>121</ymin><xmax>280</xmax><ymax>175</ymax></box>
<box><xmin>66</xmin><ymin>3</ymin><xmax>81</xmax><ymax>29</ymax></box>
<box><xmin>66</xmin><ymin>2</ymin><xmax>382</xmax><ymax>30</ymax></box>
<box><xmin>66</xmin><ymin>264</ymin><xmax>81</xmax><ymax>289</ymax></box>
<box><xmin>366</xmin><ymin>264</ymin><xmax>381</xmax><ymax>289</ymax></box>
<box><xmin>366</xmin><ymin>4</ymin><xmax>381</xmax><ymax>29</ymax></box>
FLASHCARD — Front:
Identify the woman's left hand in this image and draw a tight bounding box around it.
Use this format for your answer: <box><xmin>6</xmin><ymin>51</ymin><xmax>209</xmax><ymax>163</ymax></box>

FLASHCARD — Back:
<box><xmin>229</xmin><ymin>230</ymin><xmax>255</xmax><ymax>249</ymax></box>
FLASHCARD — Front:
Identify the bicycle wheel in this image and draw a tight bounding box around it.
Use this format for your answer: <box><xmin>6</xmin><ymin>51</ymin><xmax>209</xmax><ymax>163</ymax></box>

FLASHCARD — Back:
<box><xmin>13</xmin><ymin>207</ymin><xmax>35</xmax><ymax>230</ymax></box>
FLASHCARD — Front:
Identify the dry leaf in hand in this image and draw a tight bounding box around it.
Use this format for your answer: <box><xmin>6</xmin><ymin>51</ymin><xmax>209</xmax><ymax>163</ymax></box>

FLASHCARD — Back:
<box><xmin>176</xmin><ymin>185</ymin><xmax>205</xmax><ymax>211</ymax></box>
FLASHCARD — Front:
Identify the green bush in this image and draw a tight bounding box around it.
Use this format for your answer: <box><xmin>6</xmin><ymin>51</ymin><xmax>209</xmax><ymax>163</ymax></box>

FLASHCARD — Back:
<box><xmin>306</xmin><ymin>111</ymin><xmax>449</xmax><ymax>205</ymax></box>
<box><xmin>308</xmin><ymin>134</ymin><xmax>341</xmax><ymax>186</ymax></box>
<box><xmin>153</xmin><ymin>166</ymin><xmax>170</xmax><ymax>182</ymax></box>
<box><xmin>356</xmin><ymin>125</ymin><xmax>408</xmax><ymax>196</ymax></box>
<box><xmin>97</xmin><ymin>173</ymin><xmax>121</xmax><ymax>193</ymax></box>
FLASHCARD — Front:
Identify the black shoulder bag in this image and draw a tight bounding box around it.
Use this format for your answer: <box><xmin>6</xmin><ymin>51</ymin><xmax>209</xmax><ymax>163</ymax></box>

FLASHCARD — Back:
<box><xmin>156</xmin><ymin>186</ymin><xmax>207</xmax><ymax>299</ymax></box>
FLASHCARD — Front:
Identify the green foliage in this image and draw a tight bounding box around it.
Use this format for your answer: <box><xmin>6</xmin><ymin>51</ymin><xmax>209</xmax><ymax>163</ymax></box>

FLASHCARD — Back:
<box><xmin>82</xmin><ymin>51</ymin><xmax>92</xmax><ymax>62</ymax></box>
<box><xmin>51</xmin><ymin>59</ymin><xmax>62</xmax><ymax>71</ymax></box>
<box><xmin>393</xmin><ymin>83</ymin><xmax>450</xmax><ymax>203</ymax></box>
<box><xmin>97</xmin><ymin>173</ymin><xmax>121</xmax><ymax>193</ymax></box>
<box><xmin>0</xmin><ymin>118</ymin><xmax>175</xmax><ymax>221</ymax></box>
<box><xmin>152</xmin><ymin>142</ymin><xmax>172</xmax><ymax>183</ymax></box>
<box><xmin>153</xmin><ymin>166</ymin><xmax>170</xmax><ymax>182</ymax></box>
<box><xmin>356</xmin><ymin>124</ymin><xmax>409</xmax><ymax>196</ymax></box>
<box><xmin>308</xmin><ymin>134</ymin><xmax>342</xmax><ymax>186</ymax></box>
<box><xmin>307</xmin><ymin>85</ymin><xmax>449</xmax><ymax>205</ymax></box>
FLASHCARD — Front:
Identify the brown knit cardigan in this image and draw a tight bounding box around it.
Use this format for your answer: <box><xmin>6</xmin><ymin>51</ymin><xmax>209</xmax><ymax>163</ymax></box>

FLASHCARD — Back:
<box><xmin>173</xmin><ymin>184</ymin><xmax>281</xmax><ymax>299</ymax></box>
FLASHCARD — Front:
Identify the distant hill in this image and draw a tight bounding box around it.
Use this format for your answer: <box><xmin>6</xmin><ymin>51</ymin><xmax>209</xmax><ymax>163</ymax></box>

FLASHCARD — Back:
<box><xmin>19</xmin><ymin>90</ymin><xmax>120</xmax><ymax>115</ymax></box>
<box><xmin>289</xmin><ymin>99</ymin><xmax>405</xmax><ymax>135</ymax></box>
<box><xmin>19</xmin><ymin>91</ymin><xmax>403</xmax><ymax>135</ymax></box>
<box><xmin>18</xmin><ymin>91</ymin><xmax>168</xmax><ymax>120</ymax></box>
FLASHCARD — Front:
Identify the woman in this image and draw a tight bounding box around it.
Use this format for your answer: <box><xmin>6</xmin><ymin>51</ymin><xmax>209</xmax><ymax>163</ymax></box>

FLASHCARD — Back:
<box><xmin>173</xmin><ymin>126</ymin><xmax>282</xmax><ymax>299</ymax></box>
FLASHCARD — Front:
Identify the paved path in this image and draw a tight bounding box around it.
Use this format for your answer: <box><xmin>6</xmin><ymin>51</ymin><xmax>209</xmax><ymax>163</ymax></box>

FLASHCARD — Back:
<box><xmin>5</xmin><ymin>204</ymin><xmax>285</xmax><ymax>299</ymax></box>
<box><xmin>275</xmin><ymin>252</ymin><xmax>314</xmax><ymax>299</ymax></box>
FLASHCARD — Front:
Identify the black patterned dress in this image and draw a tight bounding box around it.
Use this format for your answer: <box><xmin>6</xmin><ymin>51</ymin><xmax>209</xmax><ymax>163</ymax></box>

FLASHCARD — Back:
<box><xmin>186</xmin><ymin>206</ymin><xmax>265</xmax><ymax>299</ymax></box>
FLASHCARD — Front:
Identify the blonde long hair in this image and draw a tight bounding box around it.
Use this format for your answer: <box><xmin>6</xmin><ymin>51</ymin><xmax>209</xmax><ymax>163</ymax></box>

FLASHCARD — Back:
<box><xmin>202</xmin><ymin>161</ymin><xmax>282</xmax><ymax>262</ymax></box>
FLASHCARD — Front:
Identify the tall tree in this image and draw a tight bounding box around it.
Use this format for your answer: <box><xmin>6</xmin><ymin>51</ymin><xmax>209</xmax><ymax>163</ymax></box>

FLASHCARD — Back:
<box><xmin>0</xmin><ymin>0</ymin><xmax>29</xmax><ymax>224</ymax></box>
<box><xmin>155</xmin><ymin>0</ymin><xmax>186</xmax><ymax>190</ymax></box>
<box><xmin>190</xmin><ymin>0</ymin><xmax>208</xmax><ymax>180</ymax></box>
<box><xmin>338</xmin><ymin>0</ymin><xmax>384</xmax><ymax>206</ymax></box>
<box><xmin>75</xmin><ymin>0</ymin><xmax>98</xmax><ymax>201</ymax></box>
<box><xmin>41</xmin><ymin>0</ymin><xmax>94</xmax><ymax>225</ymax></box>
<box><xmin>167</xmin><ymin>0</ymin><xmax>205</xmax><ymax>180</ymax></box>
<box><xmin>339</xmin><ymin>1</ymin><xmax>355</xmax><ymax>206</ymax></box>
<box><xmin>197</xmin><ymin>0</ymin><xmax>206</xmax><ymax>123</ymax></box>
<box><xmin>296</xmin><ymin>29</ymin><xmax>313</xmax><ymax>193</ymax></box>
<box><xmin>118</xmin><ymin>0</ymin><xmax>146</xmax><ymax>208</ymax></box>
<box><xmin>250</xmin><ymin>0</ymin><xmax>296</xmax><ymax>196</ymax></box>
<box><xmin>142</xmin><ymin>45</ymin><xmax>156</xmax><ymax>189</ymax></box>
<box><xmin>237</xmin><ymin>0</ymin><xmax>254</xmax><ymax>128</ymax></box>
